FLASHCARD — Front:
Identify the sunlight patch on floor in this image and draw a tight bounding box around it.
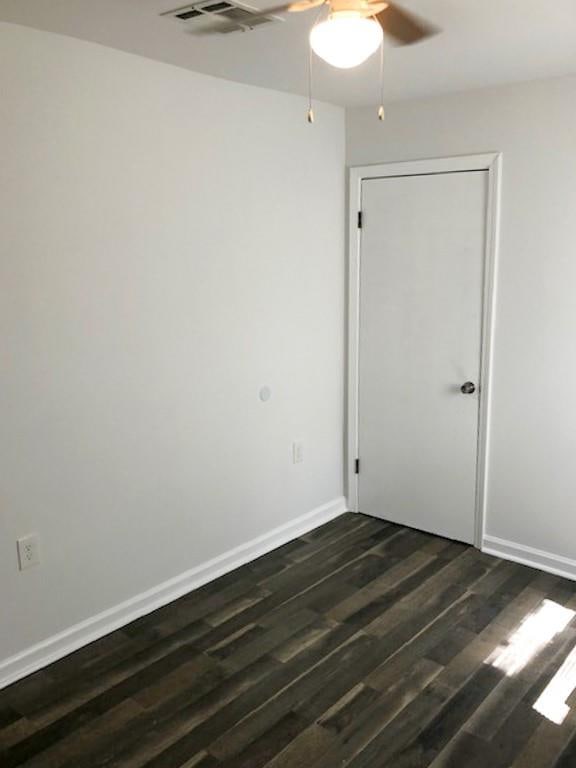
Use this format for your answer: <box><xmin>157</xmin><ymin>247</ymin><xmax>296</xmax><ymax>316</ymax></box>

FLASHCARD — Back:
<box><xmin>486</xmin><ymin>599</ymin><xmax>575</xmax><ymax>678</ymax></box>
<box><xmin>533</xmin><ymin>643</ymin><xmax>576</xmax><ymax>725</ymax></box>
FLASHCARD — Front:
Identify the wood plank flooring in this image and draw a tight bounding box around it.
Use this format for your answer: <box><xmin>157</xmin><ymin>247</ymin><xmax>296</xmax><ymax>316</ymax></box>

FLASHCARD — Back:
<box><xmin>3</xmin><ymin>513</ymin><xmax>576</xmax><ymax>767</ymax></box>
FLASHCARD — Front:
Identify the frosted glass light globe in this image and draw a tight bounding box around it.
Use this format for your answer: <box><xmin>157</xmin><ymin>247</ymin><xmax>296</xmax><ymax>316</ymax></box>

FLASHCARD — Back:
<box><xmin>310</xmin><ymin>15</ymin><xmax>383</xmax><ymax>69</ymax></box>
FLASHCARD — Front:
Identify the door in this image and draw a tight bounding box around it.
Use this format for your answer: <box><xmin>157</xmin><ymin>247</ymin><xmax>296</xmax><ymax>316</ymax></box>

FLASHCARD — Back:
<box><xmin>358</xmin><ymin>170</ymin><xmax>487</xmax><ymax>544</ymax></box>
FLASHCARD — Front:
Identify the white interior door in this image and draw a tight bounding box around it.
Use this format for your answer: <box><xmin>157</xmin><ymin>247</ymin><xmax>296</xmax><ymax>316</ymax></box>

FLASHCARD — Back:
<box><xmin>358</xmin><ymin>170</ymin><xmax>487</xmax><ymax>544</ymax></box>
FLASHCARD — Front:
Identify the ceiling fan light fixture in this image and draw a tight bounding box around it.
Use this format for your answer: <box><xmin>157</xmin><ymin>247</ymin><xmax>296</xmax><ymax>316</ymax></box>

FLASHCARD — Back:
<box><xmin>309</xmin><ymin>12</ymin><xmax>383</xmax><ymax>69</ymax></box>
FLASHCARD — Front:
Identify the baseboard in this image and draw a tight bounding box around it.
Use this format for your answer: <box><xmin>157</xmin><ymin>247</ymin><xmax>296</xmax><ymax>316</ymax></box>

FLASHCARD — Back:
<box><xmin>483</xmin><ymin>534</ymin><xmax>576</xmax><ymax>582</ymax></box>
<box><xmin>0</xmin><ymin>496</ymin><xmax>347</xmax><ymax>690</ymax></box>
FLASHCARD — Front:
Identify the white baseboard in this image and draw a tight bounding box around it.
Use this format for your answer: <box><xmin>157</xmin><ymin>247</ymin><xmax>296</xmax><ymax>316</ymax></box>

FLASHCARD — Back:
<box><xmin>483</xmin><ymin>534</ymin><xmax>576</xmax><ymax>582</ymax></box>
<box><xmin>0</xmin><ymin>496</ymin><xmax>347</xmax><ymax>690</ymax></box>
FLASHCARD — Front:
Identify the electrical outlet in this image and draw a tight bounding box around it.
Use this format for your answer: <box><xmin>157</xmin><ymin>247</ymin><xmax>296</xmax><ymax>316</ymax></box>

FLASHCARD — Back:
<box><xmin>17</xmin><ymin>534</ymin><xmax>40</xmax><ymax>570</ymax></box>
<box><xmin>292</xmin><ymin>440</ymin><xmax>304</xmax><ymax>464</ymax></box>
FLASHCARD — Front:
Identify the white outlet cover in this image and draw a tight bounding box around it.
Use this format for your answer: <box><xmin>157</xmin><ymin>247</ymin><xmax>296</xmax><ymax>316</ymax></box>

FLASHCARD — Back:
<box><xmin>17</xmin><ymin>534</ymin><xmax>40</xmax><ymax>570</ymax></box>
<box><xmin>292</xmin><ymin>440</ymin><xmax>304</xmax><ymax>464</ymax></box>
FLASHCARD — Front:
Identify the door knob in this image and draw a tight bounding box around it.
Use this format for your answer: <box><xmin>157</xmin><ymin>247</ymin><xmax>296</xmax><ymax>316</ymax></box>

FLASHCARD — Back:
<box><xmin>460</xmin><ymin>381</ymin><xmax>476</xmax><ymax>395</ymax></box>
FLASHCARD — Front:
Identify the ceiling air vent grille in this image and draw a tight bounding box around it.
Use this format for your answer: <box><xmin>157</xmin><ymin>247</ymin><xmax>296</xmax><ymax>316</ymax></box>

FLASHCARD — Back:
<box><xmin>161</xmin><ymin>1</ymin><xmax>283</xmax><ymax>32</ymax></box>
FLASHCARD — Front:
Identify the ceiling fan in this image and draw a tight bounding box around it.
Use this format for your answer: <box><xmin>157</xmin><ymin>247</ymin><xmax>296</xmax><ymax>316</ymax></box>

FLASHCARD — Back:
<box><xmin>198</xmin><ymin>1</ymin><xmax>437</xmax><ymax>68</ymax></box>
<box><xmin>184</xmin><ymin>0</ymin><xmax>438</xmax><ymax>121</ymax></box>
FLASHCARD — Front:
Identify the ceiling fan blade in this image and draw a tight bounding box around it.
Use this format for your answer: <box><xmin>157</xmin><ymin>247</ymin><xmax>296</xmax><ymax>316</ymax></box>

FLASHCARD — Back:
<box><xmin>241</xmin><ymin>0</ymin><xmax>322</xmax><ymax>16</ymax></box>
<box><xmin>375</xmin><ymin>2</ymin><xmax>438</xmax><ymax>45</ymax></box>
<box><xmin>289</xmin><ymin>0</ymin><xmax>325</xmax><ymax>11</ymax></box>
<box><xmin>193</xmin><ymin>0</ymin><xmax>323</xmax><ymax>34</ymax></box>
<box><xmin>363</xmin><ymin>3</ymin><xmax>388</xmax><ymax>14</ymax></box>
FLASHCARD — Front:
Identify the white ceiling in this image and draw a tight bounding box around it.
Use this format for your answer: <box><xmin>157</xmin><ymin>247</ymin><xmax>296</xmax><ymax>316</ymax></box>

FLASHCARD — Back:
<box><xmin>1</xmin><ymin>0</ymin><xmax>575</xmax><ymax>106</ymax></box>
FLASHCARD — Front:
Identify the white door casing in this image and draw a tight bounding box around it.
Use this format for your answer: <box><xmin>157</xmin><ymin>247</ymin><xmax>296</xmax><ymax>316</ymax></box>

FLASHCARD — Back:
<box><xmin>347</xmin><ymin>154</ymin><xmax>502</xmax><ymax>547</ymax></box>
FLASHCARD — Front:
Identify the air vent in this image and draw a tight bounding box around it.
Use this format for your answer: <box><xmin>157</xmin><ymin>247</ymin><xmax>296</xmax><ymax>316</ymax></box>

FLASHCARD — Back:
<box><xmin>161</xmin><ymin>1</ymin><xmax>283</xmax><ymax>33</ymax></box>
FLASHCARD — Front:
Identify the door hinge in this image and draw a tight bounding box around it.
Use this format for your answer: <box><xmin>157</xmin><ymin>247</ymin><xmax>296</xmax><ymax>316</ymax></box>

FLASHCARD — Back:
<box><xmin>357</xmin><ymin>211</ymin><xmax>363</xmax><ymax>229</ymax></box>
<box><xmin>355</xmin><ymin>458</ymin><xmax>360</xmax><ymax>474</ymax></box>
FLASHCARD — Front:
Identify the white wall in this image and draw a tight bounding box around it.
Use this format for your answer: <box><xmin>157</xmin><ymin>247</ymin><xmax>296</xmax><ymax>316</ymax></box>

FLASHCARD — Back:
<box><xmin>347</xmin><ymin>75</ymin><xmax>576</xmax><ymax>568</ymax></box>
<box><xmin>0</xmin><ymin>22</ymin><xmax>345</xmax><ymax>672</ymax></box>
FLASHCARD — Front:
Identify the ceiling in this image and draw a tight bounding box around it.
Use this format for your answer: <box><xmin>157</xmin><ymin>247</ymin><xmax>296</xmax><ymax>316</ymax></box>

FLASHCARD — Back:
<box><xmin>0</xmin><ymin>0</ymin><xmax>575</xmax><ymax>106</ymax></box>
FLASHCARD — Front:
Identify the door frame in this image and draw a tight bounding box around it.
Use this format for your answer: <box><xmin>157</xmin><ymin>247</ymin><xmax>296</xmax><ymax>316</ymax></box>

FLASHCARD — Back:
<box><xmin>347</xmin><ymin>153</ymin><xmax>502</xmax><ymax>547</ymax></box>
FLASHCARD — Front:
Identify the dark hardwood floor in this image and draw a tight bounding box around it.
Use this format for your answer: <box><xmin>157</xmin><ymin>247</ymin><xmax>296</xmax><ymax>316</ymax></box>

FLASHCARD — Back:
<box><xmin>3</xmin><ymin>513</ymin><xmax>576</xmax><ymax>767</ymax></box>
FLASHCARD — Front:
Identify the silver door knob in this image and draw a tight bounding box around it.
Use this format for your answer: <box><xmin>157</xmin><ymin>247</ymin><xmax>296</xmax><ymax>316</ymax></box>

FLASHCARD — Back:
<box><xmin>460</xmin><ymin>381</ymin><xmax>476</xmax><ymax>395</ymax></box>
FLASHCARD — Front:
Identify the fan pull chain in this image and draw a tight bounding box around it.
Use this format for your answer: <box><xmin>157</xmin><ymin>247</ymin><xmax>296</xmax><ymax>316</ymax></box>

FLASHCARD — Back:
<box><xmin>307</xmin><ymin>44</ymin><xmax>314</xmax><ymax>123</ymax></box>
<box><xmin>306</xmin><ymin>6</ymin><xmax>326</xmax><ymax>124</ymax></box>
<box><xmin>377</xmin><ymin>40</ymin><xmax>385</xmax><ymax>121</ymax></box>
